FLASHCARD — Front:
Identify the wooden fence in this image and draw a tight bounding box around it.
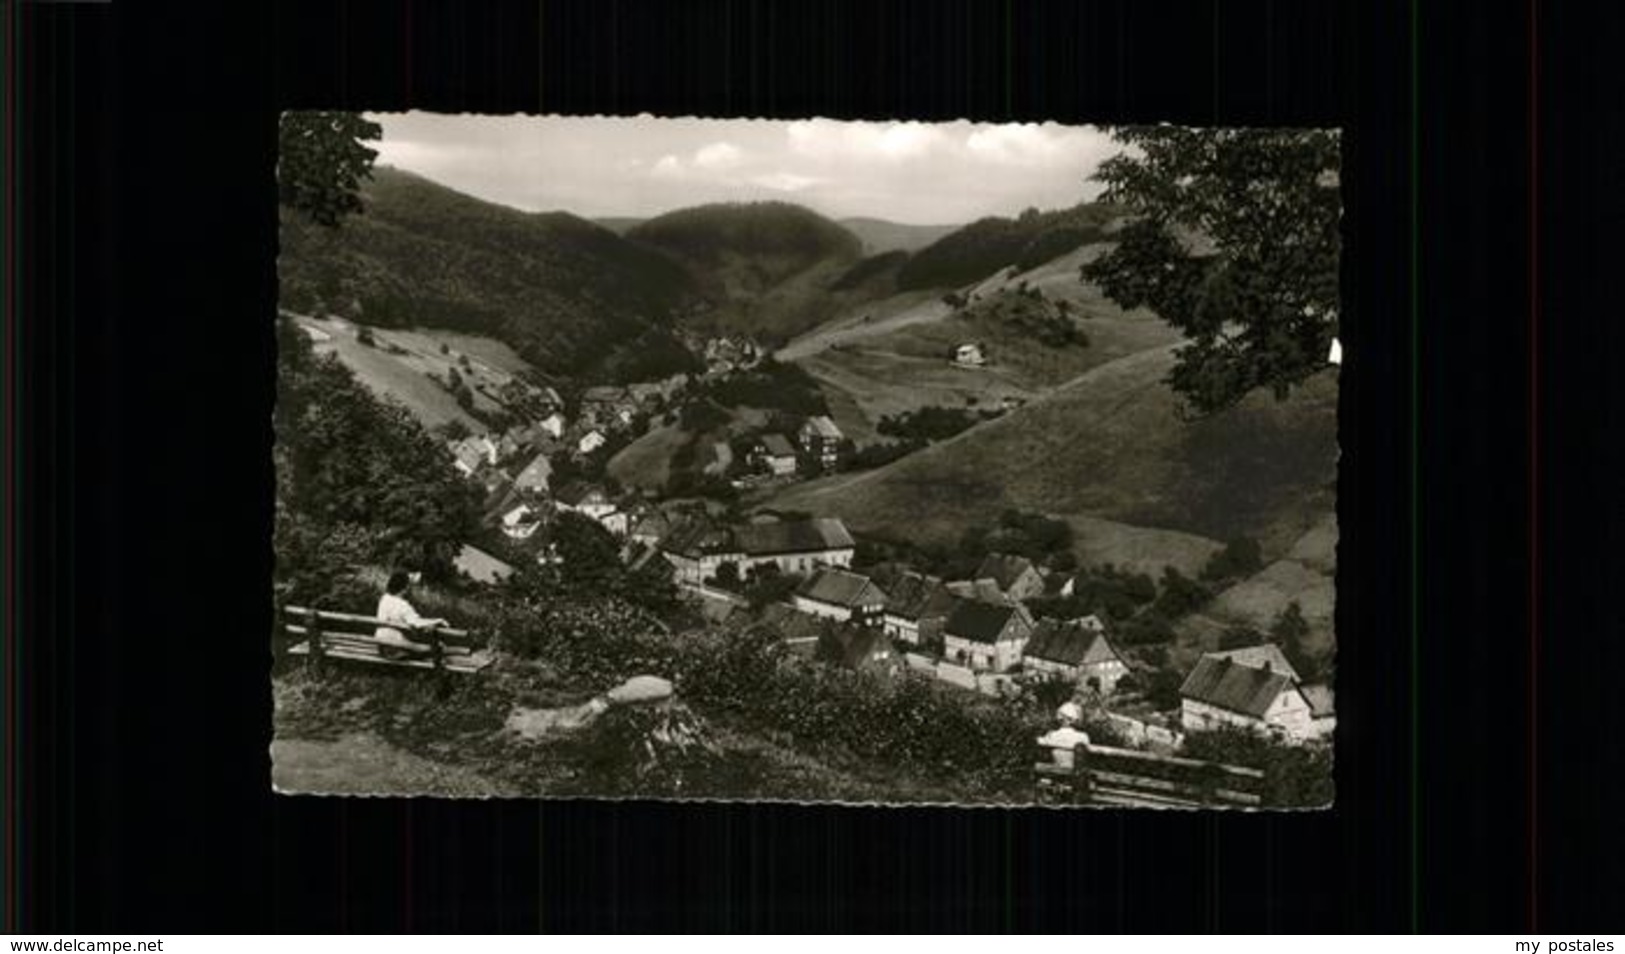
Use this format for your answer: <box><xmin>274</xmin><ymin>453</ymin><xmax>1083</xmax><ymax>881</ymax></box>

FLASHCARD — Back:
<box><xmin>1035</xmin><ymin>739</ymin><xmax>1265</xmax><ymax>809</ymax></box>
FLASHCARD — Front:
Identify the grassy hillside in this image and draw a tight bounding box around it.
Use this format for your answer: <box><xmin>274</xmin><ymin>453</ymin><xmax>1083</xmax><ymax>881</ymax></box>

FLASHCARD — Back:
<box><xmin>894</xmin><ymin>202</ymin><xmax>1123</xmax><ymax>291</ymax></box>
<box><xmin>626</xmin><ymin>202</ymin><xmax>884</xmax><ymax>344</ymax></box>
<box><xmin>762</xmin><ymin>350</ymin><xmax>1339</xmax><ymax>569</ymax></box>
<box><xmin>278</xmin><ymin>167</ymin><xmax>703</xmax><ymax>384</ymax></box>
<box><xmin>782</xmin><ymin>242</ymin><xmax>1183</xmax><ymax>443</ymax></box>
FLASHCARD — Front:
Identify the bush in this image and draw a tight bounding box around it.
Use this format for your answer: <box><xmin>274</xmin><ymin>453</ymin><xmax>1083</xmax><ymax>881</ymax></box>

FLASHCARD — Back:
<box><xmin>877</xmin><ymin>405</ymin><xmax>987</xmax><ymax>442</ymax></box>
<box><xmin>1219</xmin><ymin>625</ymin><xmax>1265</xmax><ymax>651</ymax></box>
<box><xmin>847</xmin><ymin>438</ymin><xmax>925</xmax><ymax>470</ymax></box>
<box><xmin>1114</xmin><ymin>609</ymin><xmax>1177</xmax><ymax>646</ymax></box>
<box><xmin>679</xmin><ymin>400</ymin><xmax>731</xmax><ymax>433</ymax></box>
<box><xmin>1201</xmin><ymin>536</ymin><xmax>1264</xmax><ymax>582</ymax></box>
<box><xmin>1152</xmin><ymin>566</ymin><xmax>1212</xmax><ymax>619</ymax></box>
<box><xmin>485</xmin><ymin>600</ymin><xmax>1050</xmax><ymax>801</ymax></box>
<box><xmin>1180</xmin><ymin>726</ymin><xmax>1334</xmax><ymax>808</ymax></box>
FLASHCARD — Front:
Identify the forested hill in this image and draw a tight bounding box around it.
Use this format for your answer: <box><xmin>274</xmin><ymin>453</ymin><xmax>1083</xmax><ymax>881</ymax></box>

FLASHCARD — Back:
<box><xmin>277</xmin><ymin>167</ymin><xmax>704</xmax><ymax>385</ymax></box>
<box><xmin>895</xmin><ymin>202</ymin><xmax>1125</xmax><ymax>291</ymax></box>
<box><xmin>625</xmin><ymin>202</ymin><xmax>872</xmax><ymax>343</ymax></box>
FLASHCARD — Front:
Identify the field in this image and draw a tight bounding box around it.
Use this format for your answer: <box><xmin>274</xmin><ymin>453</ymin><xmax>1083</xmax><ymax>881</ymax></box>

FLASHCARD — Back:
<box><xmin>761</xmin><ymin>344</ymin><xmax>1339</xmax><ymax>570</ymax></box>
<box><xmin>607</xmin><ymin>422</ymin><xmax>693</xmax><ymax>491</ymax></box>
<box><xmin>779</xmin><ymin>243</ymin><xmax>1184</xmax><ymax>446</ymax></box>
<box><xmin>291</xmin><ymin>314</ymin><xmax>545</xmax><ymax>435</ymax></box>
<box><xmin>293</xmin><ymin>315</ymin><xmax>491</xmax><ymax>434</ymax></box>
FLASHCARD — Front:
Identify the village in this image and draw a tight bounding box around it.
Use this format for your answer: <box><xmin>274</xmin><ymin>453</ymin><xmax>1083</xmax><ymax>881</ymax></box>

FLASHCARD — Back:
<box><xmin>396</xmin><ymin>321</ymin><xmax>1337</xmax><ymax>757</ymax></box>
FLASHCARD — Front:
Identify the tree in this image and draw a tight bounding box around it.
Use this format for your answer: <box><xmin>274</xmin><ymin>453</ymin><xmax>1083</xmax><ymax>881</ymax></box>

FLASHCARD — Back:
<box><xmin>1201</xmin><ymin>536</ymin><xmax>1264</xmax><ymax>582</ymax></box>
<box><xmin>1152</xmin><ymin>566</ymin><xmax>1212</xmax><ymax>619</ymax></box>
<box><xmin>1270</xmin><ymin>601</ymin><xmax>1320</xmax><ymax>680</ymax></box>
<box><xmin>1081</xmin><ymin>127</ymin><xmax>1340</xmax><ymax>414</ymax></box>
<box><xmin>1219</xmin><ymin>625</ymin><xmax>1265</xmax><ymax>651</ymax></box>
<box><xmin>277</xmin><ymin>111</ymin><xmax>383</xmax><ymax>227</ymax></box>
<box><xmin>711</xmin><ymin>561</ymin><xmax>741</xmax><ymax>590</ymax></box>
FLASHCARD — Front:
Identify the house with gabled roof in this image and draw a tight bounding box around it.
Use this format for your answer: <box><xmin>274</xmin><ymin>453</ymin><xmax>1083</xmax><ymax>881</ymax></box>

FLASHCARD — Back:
<box><xmin>755</xmin><ymin>602</ymin><xmax>829</xmax><ymax>656</ymax></box>
<box><xmin>751</xmin><ymin>433</ymin><xmax>799</xmax><ymax>476</ymax></box>
<box><xmin>942</xmin><ymin>599</ymin><xmax>1034</xmax><ymax>673</ymax></box>
<box><xmin>944</xmin><ymin>578</ymin><xmax>1011</xmax><ymax>605</ymax></box>
<box><xmin>792</xmin><ymin>568</ymin><xmax>888</xmax><ymax>625</ymax></box>
<box><xmin>1023</xmin><ymin>615</ymin><xmax>1128</xmax><ymax>694</ymax></box>
<box><xmin>733</xmin><ymin>517</ymin><xmax>856</xmax><ymax>576</ymax></box>
<box><xmin>553</xmin><ymin>481</ymin><xmax>617</xmax><ymax>520</ymax></box>
<box><xmin>881</xmin><ymin>570</ymin><xmax>957</xmax><ymax>646</ymax></box>
<box><xmin>1301</xmin><ymin>683</ymin><xmax>1336</xmax><ymax>741</ymax></box>
<box><xmin>798</xmin><ymin>415</ymin><xmax>844</xmax><ymax>472</ymax></box>
<box><xmin>973</xmin><ymin>553</ymin><xmax>1047</xmax><ymax>602</ymax></box>
<box><xmin>658</xmin><ymin>517</ymin><xmax>740</xmax><ymax>584</ymax></box>
<box><xmin>512</xmin><ymin>451</ymin><xmax>553</xmax><ymax>494</ymax></box>
<box><xmin>500</xmin><ymin>502</ymin><xmax>543</xmax><ymax>540</ymax></box>
<box><xmin>449</xmin><ymin>434</ymin><xmax>498</xmax><ymax>477</ymax></box>
<box><xmin>1178</xmin><ymin>651</ymin><xmax>1316</xmax><ymax>743</ymax></box>
<box><xmin>659</xmin><ymin>516</ymin><xmax>856</xmax><ymax>584</ymax></box>
<box><xmin>815</xmin><ymin>622</ymin><xmax>898</xmax><ymax>672</ymax></box>
<box><xmin>629</xmin><ymin>510</ymin><xmax>677</xmax><ymax>549</ymax></box>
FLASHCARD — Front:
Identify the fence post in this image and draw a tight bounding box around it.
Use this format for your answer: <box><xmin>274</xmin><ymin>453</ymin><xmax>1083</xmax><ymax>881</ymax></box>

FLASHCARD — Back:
<box><xmin>306</xmin><ymin>606</ymin><xmax>325</xmax><ymax>674</ymax></box>
<box><xmin>430</xmin><ymin>627</ymin><xmax>450</xmax><ymax>700</ymax></box>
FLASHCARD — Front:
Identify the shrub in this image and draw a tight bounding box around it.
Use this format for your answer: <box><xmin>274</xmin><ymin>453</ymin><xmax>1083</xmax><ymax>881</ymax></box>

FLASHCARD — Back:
<box><xmin>1180</xmin><ymin>726</ymin><xmax>1334</xmax><ymax>808</ymax></box>
<box><xmin>1152</xmin><ymin>566</ymin><xmax>1212</xmax><ymax>619</ymax></box>
<box><xmin>1201</xmin><ymin>536</ymin><xmax>1264</xmax><ymax>582</ymax></box>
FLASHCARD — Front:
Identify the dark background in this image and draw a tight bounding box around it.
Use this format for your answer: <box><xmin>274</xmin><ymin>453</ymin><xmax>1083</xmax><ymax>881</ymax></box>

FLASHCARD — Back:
<box><xmin>14</xmin><ymin>0</ymin><xmax>1621</xmax><ymax>932</ymax></box>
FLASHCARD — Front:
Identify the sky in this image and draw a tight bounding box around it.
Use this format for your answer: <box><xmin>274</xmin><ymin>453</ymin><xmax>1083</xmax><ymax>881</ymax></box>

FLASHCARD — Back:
<box><xmin>367</xmin><ymin>112</ymin><xmax>1124</xmax><ymax>226</ymax></box>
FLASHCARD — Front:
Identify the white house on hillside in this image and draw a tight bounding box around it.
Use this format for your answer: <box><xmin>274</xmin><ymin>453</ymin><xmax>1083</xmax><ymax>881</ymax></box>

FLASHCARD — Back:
<box><xmin>942</xmin><ymin>600</ymin><xmax>1034</xmax><ymax>673</ymax></box>
<box><xmin>1023</xmin><ymin>616</ymin><xmax>1128</xmax><ymax>695</ymax></box>
<box><xmin>953</xmin><ymin>342</ymin><xmax>987</xmax><ymax>367</ymax></box>
<box><xmin>660</xmin><ymin>517</ymin><xmax>857</xmax><ymax>584</ymax></box>
<box><xmin>1178</xmin><ymin>652</ymin><xmax>1317</xmax><ymax>743</ymax></box>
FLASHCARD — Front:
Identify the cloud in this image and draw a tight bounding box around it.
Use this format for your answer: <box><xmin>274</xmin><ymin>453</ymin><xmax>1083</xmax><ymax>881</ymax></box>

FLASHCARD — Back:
<box><xmin>965</xmin><ymin>124</ymin><xmax>1070</xmax><ymax>165</ymax></box>
<box><xmin>692</xmin><ymin>141</ymin><xmax>745</xmax><ymax>170</ymax></box>
<box><xmin>750</xmin><ymin>172</ymin><xmax>821</xmax><ymax>192</ymax></box>
<box><xmin>650</xmin><ymin>154</ymin><xmax>684</xmax><ymax>178</ymax></box>
<box><xmin>786</xmin><ymin>119</ymin><xmax>948</xmax><ymax>163</ymax></box>
<box><xmin>370</xmin><ymin>112</ymin><xmax>1121</xmax><ymax>224</ymax></box>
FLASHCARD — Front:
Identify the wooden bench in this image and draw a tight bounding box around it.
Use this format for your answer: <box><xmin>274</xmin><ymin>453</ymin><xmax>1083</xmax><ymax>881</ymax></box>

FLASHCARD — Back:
<box><xmin>1036</xmin><ymin>740</ymin><xmax>1265</xmax><ymax>808</ymax></box>
<box><xmin>281</xmin><ymin>604</ymin><xmax>493</xmax><ymax>675</ymax></box>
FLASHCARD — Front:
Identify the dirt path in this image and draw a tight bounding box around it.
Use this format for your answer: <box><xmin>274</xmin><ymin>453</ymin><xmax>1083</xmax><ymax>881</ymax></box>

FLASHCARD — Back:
<box><xmin>271</xmin><ymin>732</ymin><xmax>517</xmax><ymax>797</ymax></box>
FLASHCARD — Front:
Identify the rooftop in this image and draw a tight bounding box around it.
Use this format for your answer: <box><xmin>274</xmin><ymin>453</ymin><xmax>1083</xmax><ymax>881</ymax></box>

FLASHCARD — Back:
<box><xmin>759</xmin><ymin>433</ymin><xmax>797</xmax><ymax>457</ymax></box>
<box><xmin>1179</xmin><ymin>656</ymin><xmax>1299</xmax><ymax>719</ymax></box>
<box><xmin>944</xmin><ymin>600</ymin><xmax>1025</xmax><ymax>644</ymax></box>
<box><xmin>974</xmin><ymin>553</ymin><xmax>1038</xmax><ymax>591</ymax></box>
<box><xmin>735</xmin><ymin>517</ymin><xmax>855</xmax><ymax>556</ymax></box>
<box><xmin>883</xmin><ymin>571</ymin><xmax>955</xmax><ymax>620</ymax></box>
<box><xmin>1207</xmin><ymin>643</ymin><xmax>1302</xmax><ymax>684</ymax></box>
<box><xmin>801</xmin><ymin>415</ymin><xmax>844</xmax><ymax>440</ymax></box>
<box><xmin>796</xmin><ymin>567</ymin><xmax>887</xmax><ymax>609</ymax></box>
<box><xmin>1025</xmin><ymin>618</ymin><xmax>1121</xmax><ymax>668</ymax></box>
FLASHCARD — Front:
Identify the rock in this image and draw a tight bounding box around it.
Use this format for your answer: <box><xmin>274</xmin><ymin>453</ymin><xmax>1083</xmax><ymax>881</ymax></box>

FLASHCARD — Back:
<box><xmin>604</xmin><ymin>675</ymin><xmax>674</xmax><ymax>707</ymax></box>
<box><xmin>505</xmin><ymin>698</ymin><xmax>609</xmax><ymax>740</ymax></box>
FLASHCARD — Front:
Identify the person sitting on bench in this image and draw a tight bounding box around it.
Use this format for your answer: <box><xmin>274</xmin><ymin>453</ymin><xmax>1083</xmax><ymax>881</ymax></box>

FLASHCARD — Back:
<box><xmin>1038</xmin><ymin>702</ymin><xmax>1092</xmax><ymax>770</ymax></box>
<box><xmin>374</xmin><ymin>570</ymin><xmax>450</xmax><ymax>660</ymax></box>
